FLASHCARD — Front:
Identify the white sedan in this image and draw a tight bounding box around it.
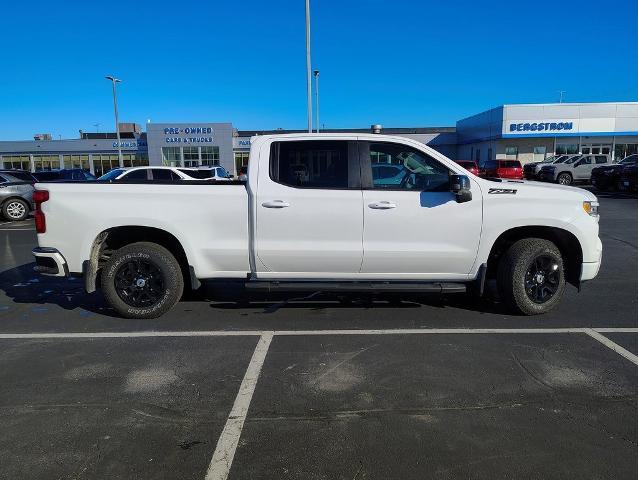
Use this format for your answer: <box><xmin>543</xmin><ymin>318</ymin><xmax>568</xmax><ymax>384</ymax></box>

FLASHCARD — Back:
<box><xmin>97</xmin><ymin>166</ymin><xmax>232</xmax><ymax>182</ymax></box>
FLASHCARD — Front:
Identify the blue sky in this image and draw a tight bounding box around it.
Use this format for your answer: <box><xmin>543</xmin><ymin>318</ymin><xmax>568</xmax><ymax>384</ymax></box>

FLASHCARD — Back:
<box><xmin>1</xmin><ymin>0</ymin><xmax>636</xmax><ymax>140</ymax></box>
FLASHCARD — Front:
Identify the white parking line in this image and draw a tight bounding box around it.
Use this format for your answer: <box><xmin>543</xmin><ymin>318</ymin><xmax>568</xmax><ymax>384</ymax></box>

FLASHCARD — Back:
<box><xmin>585</xmin><ymin>329</ymin><xmax>638</xmax><ymax>367</ymax></box>
<box><xmin>205</xmin><ymin>332</ymin><xmax>274</xmax><ymax>480</ymax></box>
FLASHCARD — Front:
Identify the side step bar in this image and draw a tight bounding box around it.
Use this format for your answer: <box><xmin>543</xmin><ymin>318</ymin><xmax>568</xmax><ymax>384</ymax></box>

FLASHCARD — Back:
<box><xmin>244</xmin><ymin>281</ymin><xmax>466</xmax><ymax>294</ymax></box>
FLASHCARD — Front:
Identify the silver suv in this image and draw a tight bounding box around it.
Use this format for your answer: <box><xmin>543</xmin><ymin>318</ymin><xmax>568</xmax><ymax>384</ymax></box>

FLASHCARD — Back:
<box><xmin>538</xmin><ymin>154</ymin><xmax>610</xmax><ymax>185</ymax></box>
<box><xmin>0</xmin><ymin>173</ymin><xmax>34</xmax><ymax>221</ymax></box>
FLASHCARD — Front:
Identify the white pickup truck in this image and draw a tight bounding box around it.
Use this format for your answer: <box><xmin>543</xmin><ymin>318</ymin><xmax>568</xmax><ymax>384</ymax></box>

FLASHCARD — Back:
<box><xmin>32</xmin><ymin>133</ymin><xmax>602</xmax><ymax>318</ymax></box>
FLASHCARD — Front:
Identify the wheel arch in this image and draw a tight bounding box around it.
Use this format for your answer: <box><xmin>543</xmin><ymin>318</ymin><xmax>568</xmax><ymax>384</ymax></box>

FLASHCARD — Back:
<box><xmin>485</xmin><ymin>225</ymin><xmax>583</xmax><ymax>287</ymax></box>
<box><xmin>84</xmin><ymin>225</ymin><xmax>198</xmax><ymax>293</ymax></box>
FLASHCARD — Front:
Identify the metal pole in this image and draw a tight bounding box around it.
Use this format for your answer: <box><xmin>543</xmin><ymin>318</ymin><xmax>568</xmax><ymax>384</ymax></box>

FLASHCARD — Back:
<box><xmin>106</xmin><ymin>76</ymin><xmax>123</xmax><ymax>167</ymax></box>
<box><xmin>305</xmin><ymin>0</ymin><xmax>312</xmax><ymax>133</ymax></box>
<box><xmin>314</xmin><ymin>69</ymin><xmax>320</xmax><ymax>133</ymax></box>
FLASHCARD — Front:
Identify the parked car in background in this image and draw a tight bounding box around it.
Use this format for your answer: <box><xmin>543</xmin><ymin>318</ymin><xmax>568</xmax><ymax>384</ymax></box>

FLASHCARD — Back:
<box><xmin>523</xmin><ymin>155</ymin><xmax>567</xmax><ymax>180</ymax></box>
<box><xmin>0</xmin><ymin>169</ymin><xmax>38</xmax><ymax>184</ymax></box>
<box><xmin>538</xmin><ymin>154</ymin><xmax>610</xmax><ymax>185</ymax></box>
<box><xmin>178</xmin><ymin>166</ymin><xmax>232</xmax><ymax>181</ymax></box>
<box><xmin>33</xmin><ymin>169</ymin><xmax>96</xmax><ymax>182</ymax></box>
<box><xmin>454</xmin><ymin>160</ymin><xmax>479</xmax><ymax>176</ymax></box>
<box><xmin>591</xmin><ymin>154</ymin><xmax>638</xmax><ymax>191</ymax></box>
<box><xmin>0</xmin><ymin>172</ymin><xmax>34</xmax><ymax>221</ymax></box>
<box><xmin>371</xmin><ymin>163</ymin><xmax>408</xmax><ymax>186</ymax></box>
<box><xmin>479</xmin><ymin>160</ymin><xmax>523</xmax><ymax>180</ymax></box>
<box><xmin>98</xmin><ymin>166</ymin><xmax>232</xmax><ymax>182</ymax></box>
<box><xmin>620</xmin><ymin>163</ymin><xmax>638</xmax><ymax>192</ymax></box>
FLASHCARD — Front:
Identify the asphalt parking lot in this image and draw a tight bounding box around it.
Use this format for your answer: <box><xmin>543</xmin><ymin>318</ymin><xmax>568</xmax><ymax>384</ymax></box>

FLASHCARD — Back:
<box><xmin>0</xmin><ymin>190</ymin><xmax>637</xmax><ymax>479</ymax></box>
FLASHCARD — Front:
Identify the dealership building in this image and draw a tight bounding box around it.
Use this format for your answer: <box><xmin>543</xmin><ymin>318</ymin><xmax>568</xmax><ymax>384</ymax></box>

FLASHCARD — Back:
<box><xmin>1</xmin><ymin>101</ymin><xmax>637</xmax><ymax>176</ymax></box>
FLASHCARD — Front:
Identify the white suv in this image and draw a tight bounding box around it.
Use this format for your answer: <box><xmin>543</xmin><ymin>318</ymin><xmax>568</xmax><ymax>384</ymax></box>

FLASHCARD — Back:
<box><xmin>97</xmin><ymin>166</ymin><xmax>231</xmax><ymax>182</ymax></box>
<box><xmin>538</xmin><ymin>154</ymin><xmax>610</xmax><ymax>185</ymax></box>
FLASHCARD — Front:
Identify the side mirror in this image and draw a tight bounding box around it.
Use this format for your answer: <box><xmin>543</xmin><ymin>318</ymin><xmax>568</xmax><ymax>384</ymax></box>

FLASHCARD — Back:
<box><xmin>450</xmin><ymin>174</ymin><xmax>472</xmax><ymax>203</ymax></box>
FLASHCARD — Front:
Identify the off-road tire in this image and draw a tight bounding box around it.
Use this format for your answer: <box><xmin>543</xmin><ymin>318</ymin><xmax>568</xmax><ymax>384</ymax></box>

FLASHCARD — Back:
<box><xmin>101</xmin><ymin>242</ymin><xmax>184</xmax><ymax>319</ymax></box>
<box><xmin>497</xmin><ymin>238</ymin><xmax>565</xmax><ymax>315</ymax></box>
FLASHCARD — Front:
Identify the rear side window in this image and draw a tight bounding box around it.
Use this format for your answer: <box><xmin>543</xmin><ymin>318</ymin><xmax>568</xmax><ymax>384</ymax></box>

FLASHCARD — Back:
<box><xmin>501</xmin><ymin>161</ymin><xmax>521</xmax><ymax>168</ymax></box>
<box><xmin>151</xmin><ymin>169</ymin><xmax>179</xmax><ymax>181</ymax></box>
<box><xmin>6</xmin><ymin>172</ymin><xmax>32</xmax><ymax>182</ymax></box>
<box><xmin>270</xmin><ymin>141</ymin><xmax>351</xmax><ymax>189</ymax></box>
<box><xmin>595</xmin><ymin>156</ymin><xmax>607</xmax><ymax>164</ymax></box>
<box><xmin>124</xmin><ymin>169</ymin><xmax>150</xmax><ymax>180</ymax></box>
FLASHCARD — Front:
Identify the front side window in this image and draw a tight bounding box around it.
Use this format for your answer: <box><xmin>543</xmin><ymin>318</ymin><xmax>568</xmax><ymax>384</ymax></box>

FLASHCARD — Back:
<box><xmin>595</xmin><ymin>156</ymin><xmax>607</xmax><ymax>164</ymax></box>
<box><xmin>366</xmin><ymin>142</ymin><xmax>450</xmax><ymax>192</ymax></box>
<box><xmin>270</xmin><ymin>141</ymin><xmax>350</xmax><ymax>189</ymax></box>
<box><xmin>123</xmin><ymin>169</ymin><xmax>150</xmax><ymax>180</ymax></box>
<box><xmin>151</xmin><ymin>169</ymin><xmax>179</xmax><ymax>180</ymax></box>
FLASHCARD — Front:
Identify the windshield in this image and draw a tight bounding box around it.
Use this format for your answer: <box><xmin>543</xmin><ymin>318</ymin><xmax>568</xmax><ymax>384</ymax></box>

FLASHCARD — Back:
<box><xmin>621</xmin><ymin>155</ymin><xmax>638</xmax><ymax>164</ymax></box>
<box><xmin>98</xmin><ymin>169</ymin><xmax>125</xmax><ymax>180</ymax></box>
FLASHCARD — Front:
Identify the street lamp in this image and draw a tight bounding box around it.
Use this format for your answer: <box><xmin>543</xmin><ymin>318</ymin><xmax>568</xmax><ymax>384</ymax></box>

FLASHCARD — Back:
<box><xmin>313</xmin><ymin>69</ymin><xmax>320</xmax><ymax>133</ymax></box>
<box><xmin>305</xmin><ymin>0</ymin><xmax>312</xmax><ymax>133</ymax></box>
<box><xmin>105</xmin><ymin>76</ymin><xmax>123</xmax><ymax>167</ymax></box>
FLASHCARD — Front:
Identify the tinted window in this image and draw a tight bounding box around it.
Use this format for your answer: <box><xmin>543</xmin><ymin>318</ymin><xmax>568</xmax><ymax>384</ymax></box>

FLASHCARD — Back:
<box><xmin>178</xmin><ymin>169</ymin><xmax>212</xmax><ymax>179</ymax></box>
<box><xmin>484</xmin><ymin>161</ymin><xmax>497</xmax><ymax>169</ymax></box>
<box><xmin>501</xmin><ymin>161</ymin><xmax>521</xmax><ymax>168</ymax></box>
<box><xmin>124</xmin><ymin>169</ymin><xmax>150</xmax><ymax>180</ymax></box>
<box><xmin>217</xmin><ymin>167</ymin><xmax>229</xmax><ymax>178</ymax></box>
<box><xmin>4</xmin><ymin>171</ymin><xmax>33</xmax><ymax>182</ymax></box>
<box><xmin>270</xmin><ymin>141</ymin><xmax>350</xmax><ymax>188</ymax></box>
<box><xmin>565</xmin><ymin>156</ymin><xmax>581</xmax><ymax>164</ymax></box>
<box><xmin>98</xmin><ymin>169</ymin><xmax>125</xmax><ymax>181</ymax></box>
<box><xmin>367</xmin><ymin>142</ymin><xmax>450</xmax><ymax>191</ymax></box>
<box><xmin>595</xmin><ymin>156</ymin><xmax>607</xmax><ymax>164</ymax></box>
<box><xmin>0</xmin><ymin>174</ymin><xmax>7</xmax><ymax>183</ymax></box>
<box><xmin>579</xmin><ymin>156</ymin><xmax>592</xmax><ymax>165</ymax></box>
<box><xmin>151</xmin><ymin>169</ymin><xmax>179</xmax><ymax>181</ymax></box>
<box><xmin>33</xmin><ymin>171</ymin><xmax>60</xmax><ymax>181</ymax></box>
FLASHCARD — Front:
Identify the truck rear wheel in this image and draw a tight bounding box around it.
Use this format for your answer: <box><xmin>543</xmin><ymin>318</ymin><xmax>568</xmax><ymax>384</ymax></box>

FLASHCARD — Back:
<box><xmin>101</xmin><ymin>242</ymin><xmax>184</xmax><ymax>319</ymax></box>
<box><xmin>496</xmin><ymin>238</ymin><xmax>565</xmax><ymax>315</ymax></box>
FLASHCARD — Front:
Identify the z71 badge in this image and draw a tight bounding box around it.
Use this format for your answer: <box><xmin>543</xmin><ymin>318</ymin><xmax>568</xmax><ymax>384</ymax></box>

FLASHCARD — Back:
<box><xmin>488</xmin><ymin>188</ymin><xmax>518</xmax><ymax>194</ymax></box>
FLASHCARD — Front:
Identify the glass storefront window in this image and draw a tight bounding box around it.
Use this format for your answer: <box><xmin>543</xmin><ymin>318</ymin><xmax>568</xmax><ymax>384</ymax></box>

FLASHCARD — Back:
<box><xmin>234</xmin><ymin>151</ymin><xmax>249</xmax><ymax>174</ymax></box>
<box><xmin>162</xmin><ymin>147</ymin><xmax>182</xmax><ymax>166</ymax></box>
<box><xmin>134</xmin><ymin>153</ymin><xmax>149</xmax><ymax>167</ymax></box>
<box><xmin>63</xmin><ymin>154</ymin><xmax>90</xmax><ymax>171</ymax></box>
<box><xmin>614</xmin><ymin>143</ymin><xmax>638</xmax><ymax>161</ymax></box>
<box><xmin>93</xmin><ymin>154</ymin><xmax>120</xmax><ymax>177</ymax></box>
<box><xmin>183</xmin><ymin>147</ymin><xmax>200</xmax><ymax>167</ymax></box>
<box><xmin>2</xmin><ymin>155</ymin><xmax>30</xmax><ymax>170</ymax></box>
<box><xmin>33</xmin><ymin>155</ymin><xmax>60</xmax><ymax>171</ymax></box>
<box><xmin>505</xmin><ymin>146</ymin><xmax>518</xmax><ymax>159</ymax></box>
<box><xmin>201</xmin><ymin>146</ymin><xmax>220</xmax><ymax>166</ymax></box>
<box><xmin>556</xmin><ymin>144</ymin><xmax>578</xmax><ymax>155</ymax></box>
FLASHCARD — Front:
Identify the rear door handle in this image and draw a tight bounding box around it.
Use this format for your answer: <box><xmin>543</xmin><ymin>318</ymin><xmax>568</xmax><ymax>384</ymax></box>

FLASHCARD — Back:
<box><xmin>262</xmin><ymin>200</ymin><xmax>290</xmax><ymax>208</ymax></box>
<box><xmin>368</xmin><ymin>201</ymin><xmax>397</xmax><ymax>209</ymax></box>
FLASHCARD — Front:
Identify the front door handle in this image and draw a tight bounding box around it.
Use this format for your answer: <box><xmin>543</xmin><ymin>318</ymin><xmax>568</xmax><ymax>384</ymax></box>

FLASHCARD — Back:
<box><xmin>262</xmin><ymin>200</ymin><xmax>290</xmax><ymax>208</ymax></box>
<box><xmin>368</xmin><ymin>201</ymin><xmax>397</xmax><ymax>210</ymax></box>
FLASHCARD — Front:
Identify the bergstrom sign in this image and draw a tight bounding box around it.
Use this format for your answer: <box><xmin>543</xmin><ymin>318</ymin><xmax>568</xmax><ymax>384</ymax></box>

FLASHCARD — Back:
<box><xmin>509</xmin><ymin>121</ymin><xmax>573</xmax><ymax>133</ymax></box>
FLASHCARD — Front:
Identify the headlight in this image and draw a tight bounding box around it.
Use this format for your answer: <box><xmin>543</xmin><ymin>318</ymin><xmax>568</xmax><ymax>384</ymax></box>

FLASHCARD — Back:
<box><xmin>583</xmin><ymin>201</ymin><xmax>599</xmax><ymax>216</ymax></box>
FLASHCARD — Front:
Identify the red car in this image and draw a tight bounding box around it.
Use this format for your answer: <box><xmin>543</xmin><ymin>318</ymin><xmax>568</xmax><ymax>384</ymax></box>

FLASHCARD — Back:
<box><xmin>480</xmin><ymin>160</ymin><xmax>524</xmax><ymax>180</ymax></box>
<box><xmin>454</xmin><ymin>160</ymin><xmax>479</xmax><ymax>176</ymax></box>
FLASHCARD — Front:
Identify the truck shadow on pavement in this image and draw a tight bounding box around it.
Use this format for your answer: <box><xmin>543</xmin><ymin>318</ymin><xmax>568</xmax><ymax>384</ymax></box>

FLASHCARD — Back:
<box><xmin>0</xmin><ymin>264</ymin><xmax>508</xmax><ymax>318</ymax></box>
<box><xmin>0</xmin><ymin>263</ymin><xmax>114</xmax><ymax>316</ymax></box>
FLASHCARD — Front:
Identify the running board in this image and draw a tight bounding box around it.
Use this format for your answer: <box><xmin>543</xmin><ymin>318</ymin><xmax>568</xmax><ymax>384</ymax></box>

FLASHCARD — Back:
<box><xmin>244</xmin><ymin>281</ymin><xmax>466</xmax><ymax>294</ymax></box>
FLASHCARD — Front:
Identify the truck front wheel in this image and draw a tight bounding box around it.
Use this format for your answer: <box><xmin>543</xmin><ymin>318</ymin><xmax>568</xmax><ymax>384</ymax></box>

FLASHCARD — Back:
<box><xmin>101</xmin><ymin>242</ymin><xmax>184</xmax><ymax>319</ymax></box>
<box><xmin>496</xmin><ymin>238</ymin><xmax>565</xmax><ymax>315</ymax></box>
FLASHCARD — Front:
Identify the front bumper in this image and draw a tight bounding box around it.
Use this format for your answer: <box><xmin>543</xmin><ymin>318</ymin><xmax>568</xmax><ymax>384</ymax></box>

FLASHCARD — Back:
<box><xmin>579</xmin><ymin>237</ymin><xmax>603</xmax><ymax>281</ymax></box>
<box><xmin>32</xmin><ymin>247</ymin><xmax>69</xmax><ymax>277</ymax></box>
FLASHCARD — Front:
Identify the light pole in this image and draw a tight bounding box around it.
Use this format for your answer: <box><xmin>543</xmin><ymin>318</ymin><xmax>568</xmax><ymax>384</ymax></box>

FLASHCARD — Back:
<box><xmin>313</xmin><ymin>70</ymin><xmax>320</xmax><ymax>133</ymax></box>
<box><xmin>559</xmin><ymin>90</ymin><xmax>565</xmax><ymax>103</ymax></box>
<box><xmin>305</xmin><ymin>0</ymin><xmax>312</xmax><ymax>133</ymax></box>
<box><xmin>105</xmin><ymin>76</ymin><xmax>123</xmax><ymax>166</ymax></box>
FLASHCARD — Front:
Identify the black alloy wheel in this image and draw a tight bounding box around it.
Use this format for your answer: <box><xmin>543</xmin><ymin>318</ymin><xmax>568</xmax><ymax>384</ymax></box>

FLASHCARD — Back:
<box><xmin>524</xmin><ymin>254</ymin><xmax>561</xmax><ymax>304</ymax></box>
<box><xmin>114</xmin><ymin>258</ymin><xmax>165</xmax><ymax>308</ymax></box>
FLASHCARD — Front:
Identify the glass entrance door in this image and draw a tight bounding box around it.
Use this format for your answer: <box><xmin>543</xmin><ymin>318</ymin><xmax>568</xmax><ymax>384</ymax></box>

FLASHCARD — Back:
<box><xmin>581</xmin><ymin>144</ymin><xmax>611</xmax><ymax>155</ymax></box>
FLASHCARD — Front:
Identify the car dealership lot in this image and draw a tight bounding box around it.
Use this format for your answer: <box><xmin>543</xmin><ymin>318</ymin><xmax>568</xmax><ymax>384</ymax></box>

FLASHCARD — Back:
<box><xmin>1</xmin><ymin>192</ymin><xmax>637</xmax><ymax>479</ymax></box>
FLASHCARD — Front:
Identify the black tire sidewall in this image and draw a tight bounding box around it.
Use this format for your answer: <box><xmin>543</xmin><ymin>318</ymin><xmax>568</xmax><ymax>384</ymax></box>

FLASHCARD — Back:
<box><xmin>2</xmin><ymin>198</ymin><xmax>29</xmax><ymax>221</ymax></box>
<box><xmin>497</xmin><ymin>239</ymin><xmax>565</xmax><ymax>315</ymax></box>
<box><xmin>101</xmin><ymin>243</ymin><xmax>183</xmax><ymax>319</ymax></box>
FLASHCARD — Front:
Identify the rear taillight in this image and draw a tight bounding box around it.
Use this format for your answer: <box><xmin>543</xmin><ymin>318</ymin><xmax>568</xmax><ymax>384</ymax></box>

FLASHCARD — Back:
<box><xmin>33</xmin><ymin>190</ymin><xmax>49</xmax><ymax>234</ymax></box>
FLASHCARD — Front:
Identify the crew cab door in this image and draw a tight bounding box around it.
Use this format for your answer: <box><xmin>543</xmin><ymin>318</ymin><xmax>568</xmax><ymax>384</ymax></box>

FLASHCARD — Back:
<box><xmin>359</xmin><ymin>141</ymin><xmax>482</xmax><ymax>278</ymax></box>
<box><xmin>254</xmin><ymin>139</ymin><xmax>363</xmax><ymax>277</ymax></box>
